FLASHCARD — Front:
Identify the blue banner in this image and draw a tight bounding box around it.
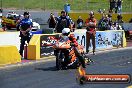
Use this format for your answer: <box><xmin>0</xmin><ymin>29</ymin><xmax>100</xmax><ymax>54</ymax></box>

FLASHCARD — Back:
<box><xmin>96</xmin><ymin>31</ymin><xmax>123</xmax><ymax>50</ymax></box>
<box><xmin>74</xmin><ymin>30</ymin><xmax>124</xmax><ymax>52</ymax></box>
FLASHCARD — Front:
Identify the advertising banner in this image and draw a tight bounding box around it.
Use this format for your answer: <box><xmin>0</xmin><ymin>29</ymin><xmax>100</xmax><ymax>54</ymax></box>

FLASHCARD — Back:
<box><xmin>96</xmin><ymin>31</ymin><xmax>123</xmax><ymax>50</ymax></box>
<box><xmin>40</xmin><ymin>34</ymin><xmax>59</xmax><ymax>57</ymax></box>
<box><xmin>73</xmin><ymin>30</ymin><xmax>124</xmax><ymax>52</ymax></box>
<box><xmin>39</xmin><ymin>30</ymin><xmax>124</xmax><ymax>58</ymax></box>
<box><xmin>74</xmin><ymin>29</ymin><xmax>87</xmax><ymax>52</ymax></box>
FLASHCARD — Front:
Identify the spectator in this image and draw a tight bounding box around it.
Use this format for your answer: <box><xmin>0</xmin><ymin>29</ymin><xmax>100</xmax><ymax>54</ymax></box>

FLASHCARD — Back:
<box><xmin>19</xmin><ymin>12</ymin><xmax>33</xmax><ymax>58</ymax></box>
<box><xmin>77</xmin><ymin>16</ymin><xmax>83</xmax><ymax>29</ymax></box>
<box><xmin>55</xmin><ymin>10</ymin><xmax>71</xmax><ymax>33</ymax></box>
<box><xmin>129</xmin><ymin>18</ymin><xmax>132</xmax><ymax>23</ymax></box>
<box><xmin>70</xmin><ymin>21</ymin><xmax>76</xmax><ymax>32</ymax></box>
<box><xmin>116</xmin><ymin>14</ymin><xmax>123</xmax><ymax>24</ymax></box>
<box><xmin>98</xmin><ymin>9</ymin><xmax>102</xmax><ymax>13</ymax></box>
<box><xmin>0</xmin><ymin>9</ymin><xmax>2</xmax><ymax>17</ymax></box>
<box><xmin>47</xmin><ymin>13</ymin><xmax>56</xmax><ymax>28</ymax></box>
<box><xmin>108</xmin><ymin>13</ymin><xmax>113</xmax><ymax>24</ymax></box>
<box><xmin>85</xmin><ymin>11</ymin><xmax>97</xmax><ymax>55</ymax></box>
<box><xmin>115</xmin><ymin>14</ymin><xmax>123</xmax><ymax>30</ymax></box>
<box><xmin>109</xmin><ymin>0</ymin><xmax>116</xmax><ymax>13</ymax></box>
<box><xmin>98</xmin><ymin>14</ymin><xmax>109</xmax><ymax>31</ymax></box>
<box><xmin>109</xmin><ymin>21</ymin><xmax>122</xmax><ymax>30</ymax></box>
<box><xmin>116</xmin><ymin>0</ymin><xmax>123</xmax><ymax>14</ymax></box>
<box><xmin>110</xmin><ymin>22</ymin><xmax>117</xmax><ymax>30</ymax></box>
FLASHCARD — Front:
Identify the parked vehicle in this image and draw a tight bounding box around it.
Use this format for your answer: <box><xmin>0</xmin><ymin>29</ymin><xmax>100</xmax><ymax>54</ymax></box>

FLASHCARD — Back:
<box><xmin>2</xmin><ymin>12</ymin><xmax>40</xmax><ymax>31</ymax></box>
<box><xmin>2</xmin><ymin>12</ymin><xmax>20</xmax><ymax>30</ymax></box>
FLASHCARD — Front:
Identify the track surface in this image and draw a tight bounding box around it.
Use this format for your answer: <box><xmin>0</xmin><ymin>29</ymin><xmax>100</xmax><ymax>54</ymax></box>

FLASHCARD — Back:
<box><xmin>0</xmin><ymin>48</ymin><xmax>132</xmax><ymax>88</ymax></box>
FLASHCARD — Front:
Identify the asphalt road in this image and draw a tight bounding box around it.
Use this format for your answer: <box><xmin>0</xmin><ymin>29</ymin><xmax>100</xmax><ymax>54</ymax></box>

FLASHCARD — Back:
<box><xmin>0</xmin><ymin>48</ymin><xmax>132</xmax><ymax>88</ymax></box>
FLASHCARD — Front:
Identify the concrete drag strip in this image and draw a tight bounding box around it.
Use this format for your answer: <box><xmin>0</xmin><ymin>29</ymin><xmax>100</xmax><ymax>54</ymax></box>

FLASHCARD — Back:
<box><xmin>0</xmin><ymin>56</ymin><xmax>56</xmax><ymax>70</ymax></box>
<box><xmin>0</xmin><ymin>47</ymin><xmax>132</xmax><ymax>70</ymax></box>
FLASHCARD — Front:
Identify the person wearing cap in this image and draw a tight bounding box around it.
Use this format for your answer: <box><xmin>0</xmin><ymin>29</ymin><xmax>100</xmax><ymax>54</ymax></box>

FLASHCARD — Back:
<box><xmin>85</xmin><ymin>11</ymin><xmax>97</xmax><ymax>55</ymax></box>
<box><xmin>55</xmin><ymin>10</ymin><xmax>71</xmax><ymax>33</ymax></box>
<box><xmin>19</xmin><ymin>12</ymin><xmax>33</xmax><ymax>58</ymax></box>
<box><xmin>116</xmin><ymin>14</ymin><xmax>123</xmax><ymax>24</ymax></box>
<box><xmin>115</xmin><ymin>14</ymin><xmax>123</xmax><ymax>30</ymax></box>
<box><xmin>77</xmin><ymin>16</ymin><xmax>83</xmax><ymax>29</ymax></box>
<box><xmin>47</xmin><ymin>13</ymin><xmax>56</xmax><ymax>28</ymax></box>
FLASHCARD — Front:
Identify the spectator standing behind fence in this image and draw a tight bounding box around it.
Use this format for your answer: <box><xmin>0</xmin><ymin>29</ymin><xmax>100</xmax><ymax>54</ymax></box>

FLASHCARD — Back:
<box><xmin>115</xmin><ymin>14</ymin><xmax>123</xmax><ymax>30</ymax></box>
<box><xmin>77</xmin><ymin>16</ymin><xmax>83</xmax><ymax>29</ymax></box>
<box><xmin>115</xmin><ymin>0</ymin><xmax>123</xmax><ymax>14</ymax></box>
<box><xmin>47</xmin><ymin>13</ymin><xmax>56</xmax><ymax>28</ymax></box>
<box><xmin>110</xmin><ymin>22</ymin><xmax>118</xmax><ymax>30</ymax></box>
<box><xmin>107</xmin><ymin>13</ymin><xmax>113</xmax><ymax>29</ymax></box>
<box><xmin>85</xmin><ymin>11</ymin><xmax>97</xmax><ymax>55</ymax></box>
<box><xmin>98</xmin><ymin>14</ymin><xmax>109</xmax><ymax>31</ymax></box>
<box><xmin>109</xmin><ymin>0</ymin><xmax>116</xmax><ymax>13</ymax></box>
<box><xmin>116</xmin><ymin>14</ymin><xmax>123</xmax><ymax>24</ymax></box>
<box><xmin>55</xmin><ymin>11</ymin><xmax>71</xmax><ymax>33</ymax></box>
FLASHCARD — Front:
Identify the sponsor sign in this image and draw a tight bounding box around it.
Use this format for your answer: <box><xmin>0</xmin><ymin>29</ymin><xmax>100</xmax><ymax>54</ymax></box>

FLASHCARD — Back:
<box><xmin>74</xmin><ymin>29</ymin><xmax>87</xmax><ymax>52</ymax></box>
<box><xmin>40</xmin><ymin>34</ymin><xmax>59</xmax><ymax>57</ymax></box>
<box><xmin>96</xmin><ymin>31</ymin><xmax>123</xmax><ymax>50</ymax></box>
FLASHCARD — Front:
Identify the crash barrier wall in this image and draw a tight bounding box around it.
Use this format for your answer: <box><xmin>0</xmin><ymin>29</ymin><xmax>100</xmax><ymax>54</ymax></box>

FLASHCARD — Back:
<box><xmin>0</xmin><ymin>45</ymin><xmax>21</xmax><ymax>66</ymax></box>
<box><xmin>31</xmin><ymin>28</ymin><xmax>54</xmax><ymax>36</ymax></box>
<box><xmin>27</xmin><ymin>34</ymin><xmax>41</xmax><ymax>60</ymax></box>
<box><xmin>27</xmin><ymin>34</ymin><xmax>60</xmax><ymax>60</ymax></box>
<box><xmin>122</xmin><ymin>23</ymin><xmax>132</xmax><ymax>31</ymax></box>
<box><xmin>67</xmin><ymin>13</ymin><xmax>132</xmax><ymax>23</ymax></box>
<box><xmin>74</xmin><ymin>30</ymin><xmax>126</xmax><ymax>52</ymax></box>
<box><xmin>0</xmin><ymin>32</ymin><xmax>20</xmax><ymax>50</ymax></box>
<box><xmin>28</xmin><ymin>30</ymin><xmax>126</xmax><ymax>60</ymax></box>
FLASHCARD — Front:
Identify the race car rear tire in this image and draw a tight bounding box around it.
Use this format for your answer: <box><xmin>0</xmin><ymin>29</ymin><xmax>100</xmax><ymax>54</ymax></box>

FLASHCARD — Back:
<box><xmin>56</xmin><ymin>51</ymin><xmax>62</xmax><ymax>70</ymax></box>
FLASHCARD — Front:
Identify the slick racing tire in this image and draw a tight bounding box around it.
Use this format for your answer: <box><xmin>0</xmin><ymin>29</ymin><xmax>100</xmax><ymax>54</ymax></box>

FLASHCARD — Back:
<box><xmin>56</xmin><ymin>51</ymin><xmax>62</xmax><ymax>70</ymax></box>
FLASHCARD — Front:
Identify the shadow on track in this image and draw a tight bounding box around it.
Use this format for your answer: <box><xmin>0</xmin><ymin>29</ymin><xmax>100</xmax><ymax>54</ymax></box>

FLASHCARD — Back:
<box><xmin>35</xmin><ymin>66</ymin><xmax>58</xmax><ymax>71</ymax></box>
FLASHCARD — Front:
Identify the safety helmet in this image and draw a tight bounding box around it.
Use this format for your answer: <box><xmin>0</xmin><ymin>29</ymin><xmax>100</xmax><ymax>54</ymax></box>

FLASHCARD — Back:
<box><xmin>62</xmin><ymin>28</ymin><xmax>70</xmax><ymax>36</ymax></box>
